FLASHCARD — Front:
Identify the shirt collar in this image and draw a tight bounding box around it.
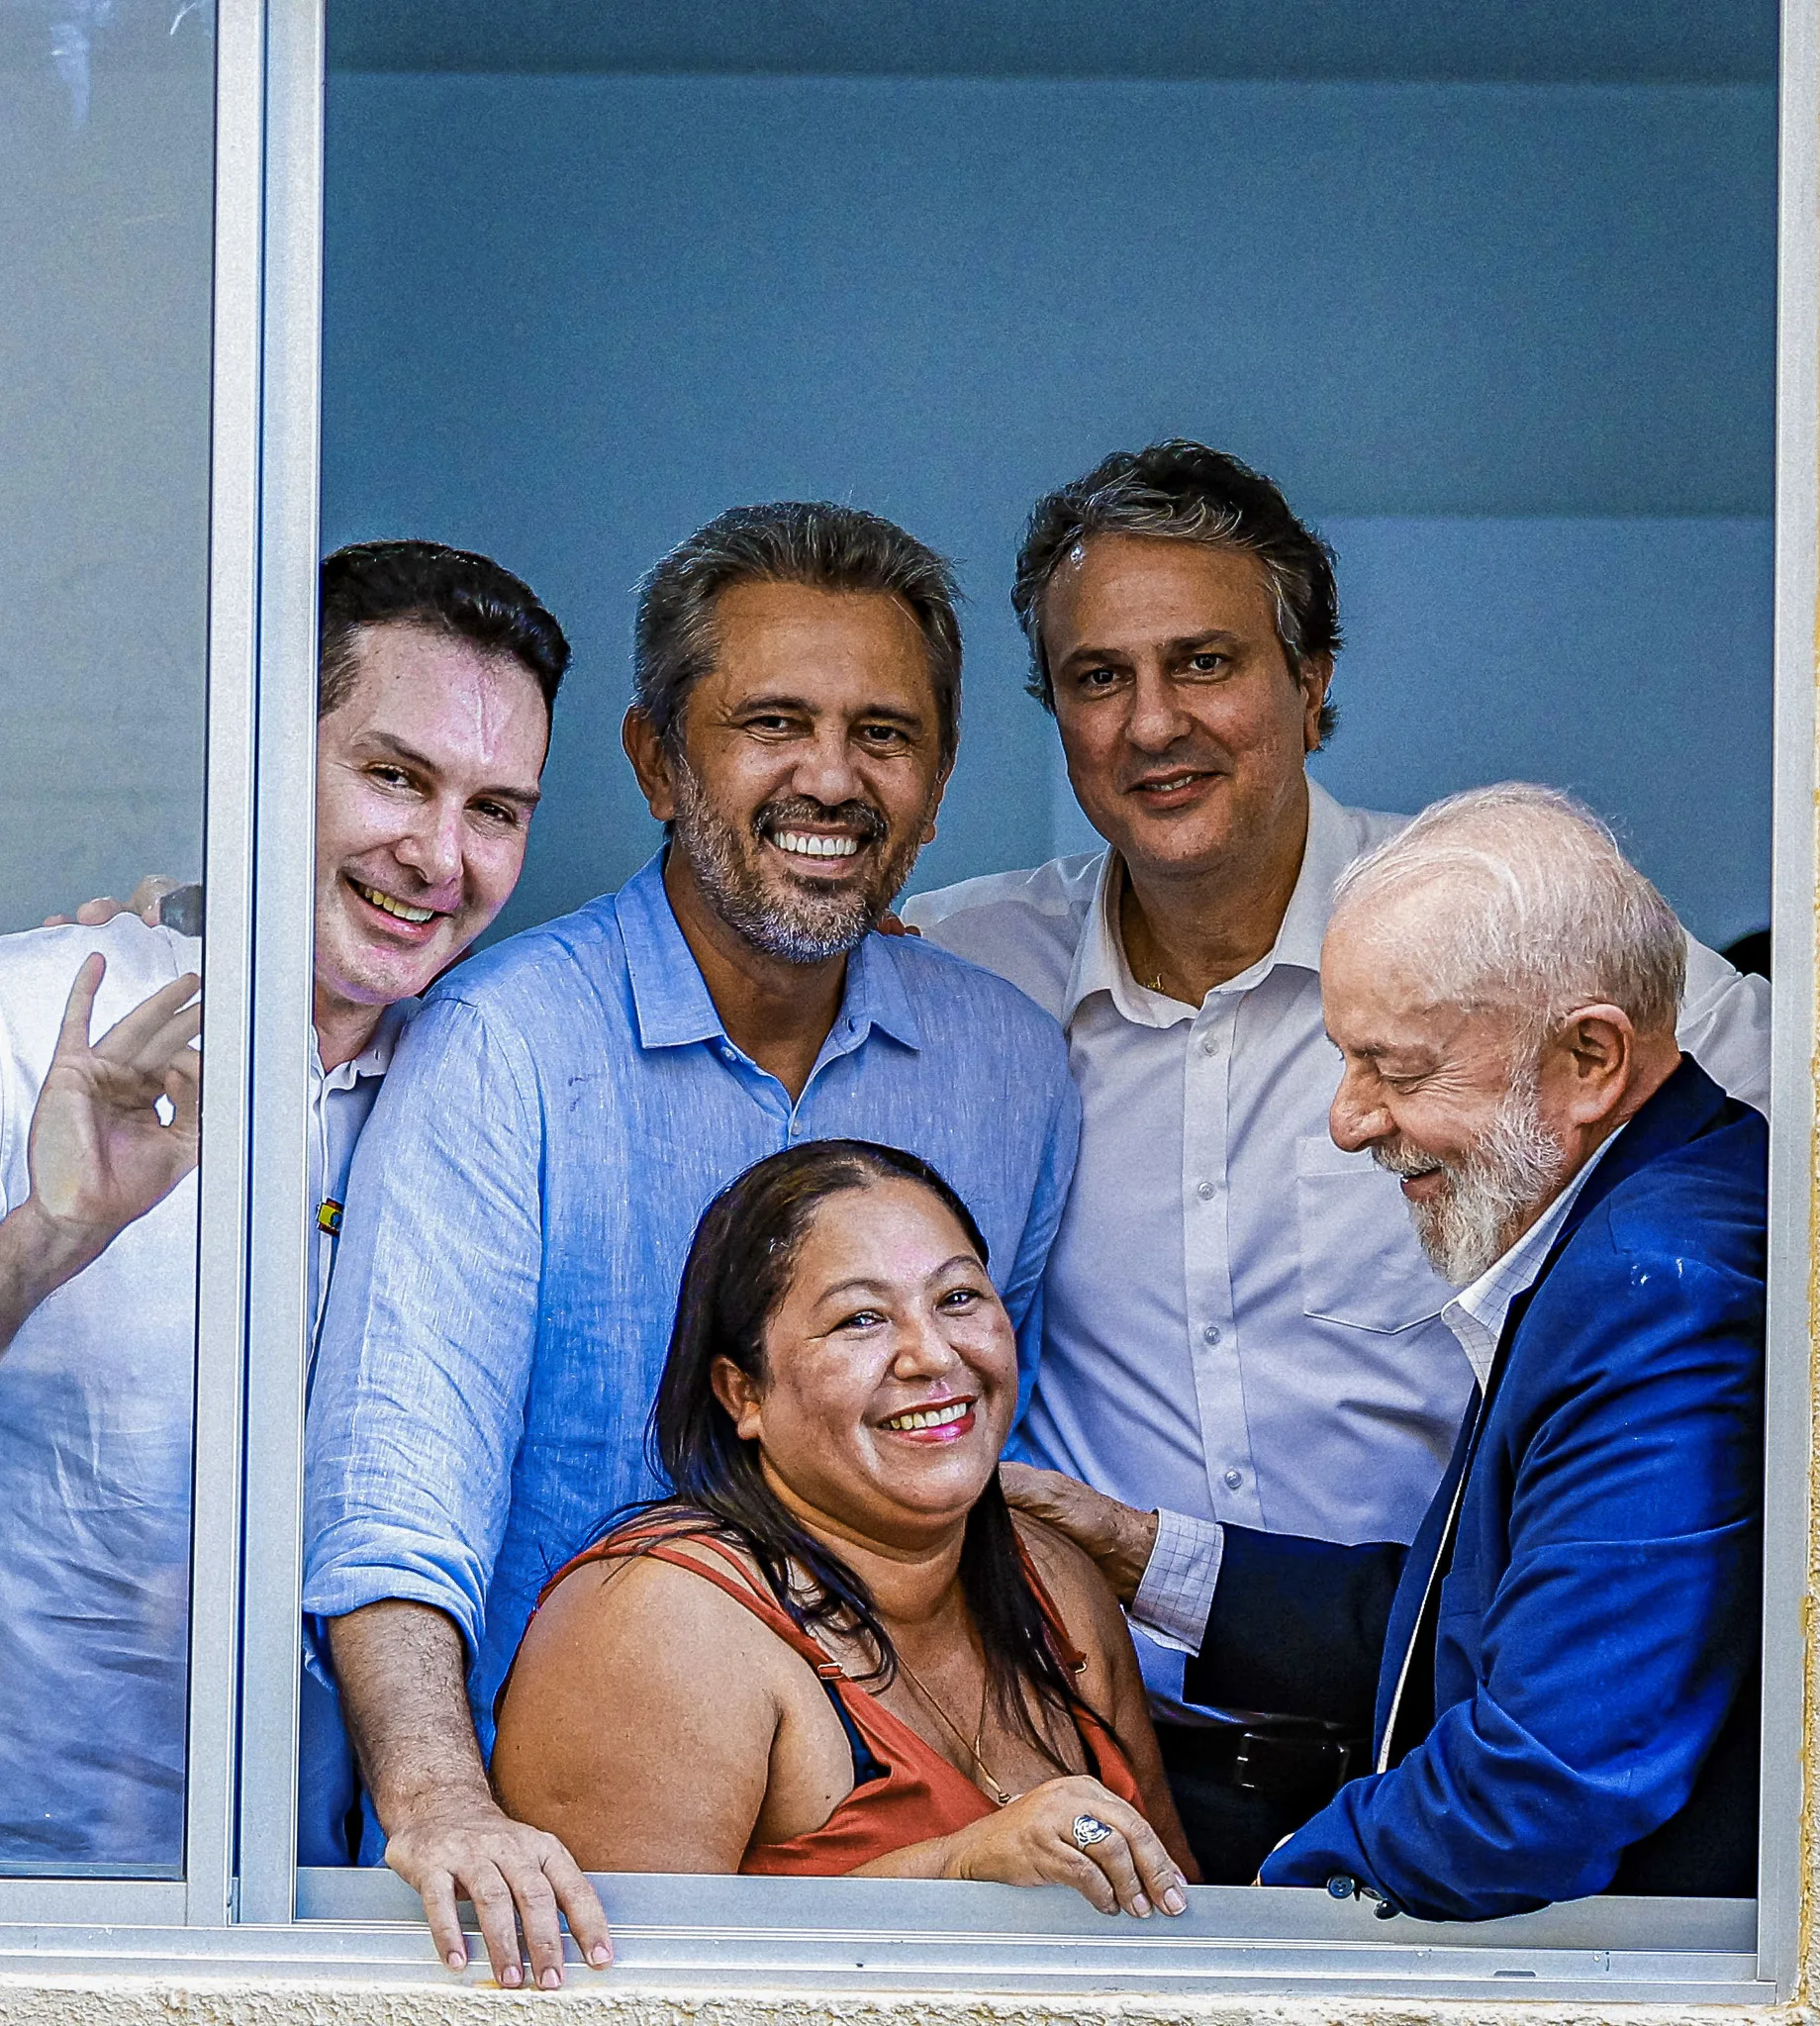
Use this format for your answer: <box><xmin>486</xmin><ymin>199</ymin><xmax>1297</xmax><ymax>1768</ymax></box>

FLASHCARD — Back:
<box><xmin>616</xmin><ymin>850</ymin><xmax>921</xmax><ymax>1055</ymax></box>
<box><xmin>1060</xmin><ymin>775</ymin><xmax>1354</xmax><ymax>1029</ymax></box>
<box><xmin>1442</xmin><ymin>1124</ymin><xmax>1625</xmax><ymax>1389</ymax></box>
<box><xmin>312</xmin><ymin>997</ymin><xmax>412</xmax><ymax>1093</ymax></box>
<box><xmin>1274</xmin><ymin>778</ymin><xmax>1359</xmax><ymax>972</ymax></box>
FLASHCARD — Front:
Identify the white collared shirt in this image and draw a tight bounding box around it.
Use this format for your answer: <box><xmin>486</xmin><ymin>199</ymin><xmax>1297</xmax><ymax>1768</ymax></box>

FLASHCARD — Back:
<box><xmin>307</xmin><ymin>1001</ymin><xmax>409</xmax><ymax>1366</ymax></box>
<box><xmin>0</xmin><ymin>917</ymin><xmax>408</xmax><ymax>1860</ymax></box>
<box><xmin>1441</xmin><ymin>1127</ymin><xmax>1620</xmax><ymax>1393</ymax></box>
<box><xmin>905</xmin><ymin>780</ymin><xmax>1770</xmax><ymax>1717</ymax></box>
<box><xmin>0</xmin><ymin>914</ymin><xmax>407</xmax><ymax>1862</ymax></box>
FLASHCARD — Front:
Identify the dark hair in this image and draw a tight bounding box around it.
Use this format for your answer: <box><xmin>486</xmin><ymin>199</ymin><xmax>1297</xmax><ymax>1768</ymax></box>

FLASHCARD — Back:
<box><xmin>1012</xmin><ymin>440</ymin><xmax>1341</xmax><ymax>742</ymax></box>
<box><xmin>645</xmin><ymin>1138</ymin><xmax>1099</xmax><ymax>1767</ymax></box>
<box><xmin>631</xmin><ymin>503</ymin><xmax>964</xmax><ymax>770</ymax></box>
<box><xmin>318</xmin><ymin>539</ymin><xmax>571</xmax><ymax>720</ymax></box>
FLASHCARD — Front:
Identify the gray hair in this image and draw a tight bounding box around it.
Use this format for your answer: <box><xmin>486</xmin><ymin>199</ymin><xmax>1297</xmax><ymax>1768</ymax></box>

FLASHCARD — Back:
<box><xmin>632</xmin><ymin>501</ymin><xmax>964</xmax><ymax>769</ymax></box>
<box><xmin>1330</xmin><ymin>784</ymin><xmax>1686</xmax><ymax>1040</ymax></box>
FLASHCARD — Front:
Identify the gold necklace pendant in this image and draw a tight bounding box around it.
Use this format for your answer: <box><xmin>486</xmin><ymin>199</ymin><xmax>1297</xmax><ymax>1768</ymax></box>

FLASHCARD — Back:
<box><xmin>898</xmin><ymin>1650</ymin><xmax>1013</xmax><ymax>1805</ymax></box>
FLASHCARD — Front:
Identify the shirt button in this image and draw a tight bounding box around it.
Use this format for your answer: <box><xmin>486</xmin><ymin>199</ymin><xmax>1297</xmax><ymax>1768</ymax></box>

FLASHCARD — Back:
<box><xmin>719</xmin><ymin>1045</ymin><xmax>737</xmax><ymax>1064</ymax></box>
<box><xmin>1196</xmin><ymin>1179</ymin><xmax>1215</xmax><ymax>1201</ymax></box>
<box><xmin>1223</xmin><ymin>1468</ymin><xmax>1242</xmax><ymax>1491</ymax></box>
<box><xmin>1327</xmin><ymin>1876</ymin><xmax>1358</xmax><ymax>1900</ymax></box>
<box><xmin>1200</xmin><ymin>1033</ymin><xmax>1219</xmax><ymax>1056</ymax></box>
<box><xmin>1202</xmin><ymin>1323</ymin><xmax>1221</xmax><ymax>1345</ymax></box>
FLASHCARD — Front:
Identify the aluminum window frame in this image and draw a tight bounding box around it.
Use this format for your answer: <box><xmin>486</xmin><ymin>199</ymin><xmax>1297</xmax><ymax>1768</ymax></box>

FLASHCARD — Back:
<box><xmin>0</xmin><ymin>0</ymin><xmax>1808</xmax><ymax>1995</ymax></box>
<box><xmin>235</xmin><ymin>0</ymin><xmax>1820</xmax><ymax>1992</ymax></box>
<box><xmin>0</xmin><ymin>0</ymin><xmax>262</xmax><ymax>1934</ymax></box>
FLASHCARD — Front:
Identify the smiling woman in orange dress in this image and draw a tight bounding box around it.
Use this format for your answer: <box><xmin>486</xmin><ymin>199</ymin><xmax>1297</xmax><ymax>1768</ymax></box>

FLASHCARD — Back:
<box><xmin>493</xmin><ymin>1139</ymin><xmax>1197</xmax><ymax>1913</ymax></box>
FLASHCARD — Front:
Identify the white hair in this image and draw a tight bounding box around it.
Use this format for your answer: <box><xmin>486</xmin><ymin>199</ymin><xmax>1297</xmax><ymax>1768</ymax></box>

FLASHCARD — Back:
<box><xmin>1330</xmin><ymin>784</ymin><xmax>1685</xmax><ymax>1040</ymax></box>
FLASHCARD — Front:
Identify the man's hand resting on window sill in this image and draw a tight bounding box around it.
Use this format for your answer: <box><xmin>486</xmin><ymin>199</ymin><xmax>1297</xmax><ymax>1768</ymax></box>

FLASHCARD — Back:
<box><xmin>999</xmin><ymin>1463</ymin><xmax>1160</xmax><ymax>1607</ymax></box>
<box><xmin>330</xmin><ymin>1599</ymin><xmax>612</xmax><ymax>1988</ymax></box>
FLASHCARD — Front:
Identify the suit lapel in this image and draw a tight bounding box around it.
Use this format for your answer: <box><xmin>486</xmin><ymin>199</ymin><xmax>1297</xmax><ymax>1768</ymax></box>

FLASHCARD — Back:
<box><xmin>1370</xmin><ymin>1058</ymin><xmax>1729</xmax><ymax>1761</ymax></box>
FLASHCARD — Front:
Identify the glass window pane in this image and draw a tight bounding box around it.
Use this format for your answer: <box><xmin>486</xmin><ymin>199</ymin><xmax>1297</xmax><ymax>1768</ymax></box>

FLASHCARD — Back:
<box><xmin>297</xmin><ymin>0</ymin><xmax>1775</xmax><ymax>1955</ymax></box>
<box><xmin>0</xmin><ymin>0</ymin><xmax>214</xmax><ymax>1875</ymax></box>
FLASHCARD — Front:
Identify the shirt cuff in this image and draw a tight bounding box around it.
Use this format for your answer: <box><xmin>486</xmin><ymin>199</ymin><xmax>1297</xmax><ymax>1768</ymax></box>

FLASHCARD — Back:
<box><xmin>1130</xmin><ymin>1507</ymin><xmax>1224</xmax><ymax>1653</ymax></box>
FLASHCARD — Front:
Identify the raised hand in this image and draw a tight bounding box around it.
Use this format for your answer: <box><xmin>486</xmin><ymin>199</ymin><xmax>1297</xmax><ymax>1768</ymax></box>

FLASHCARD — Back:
<box><xmin>27</xmin><ymin>954</ymin><xmax>203</xmax><ymax>1254</ymax></box>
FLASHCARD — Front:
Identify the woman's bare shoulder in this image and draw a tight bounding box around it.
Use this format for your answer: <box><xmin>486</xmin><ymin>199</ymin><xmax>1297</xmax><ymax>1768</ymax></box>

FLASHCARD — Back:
<box><xmin>525</xmin><ymin>1528</ymin><xmax>790</xmax><ymax>1682</ymax></box>
<box><xmin>495</xmin><ymin>1524</ymin><xmax>802</xmax><ymax>1870</ymax></box>
<box><xmin>1011</xmin><ymin>1512</ymin><xmax>1129</xmax><ymax>1654</ymax></box>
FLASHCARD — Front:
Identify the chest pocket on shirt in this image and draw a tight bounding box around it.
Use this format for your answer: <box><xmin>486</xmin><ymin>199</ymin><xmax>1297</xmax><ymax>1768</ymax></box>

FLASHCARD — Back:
<box><xmin>1294</xmin><ymin>1133</ymin><xmax>1450</xmax><ymax>1334</ymax></box>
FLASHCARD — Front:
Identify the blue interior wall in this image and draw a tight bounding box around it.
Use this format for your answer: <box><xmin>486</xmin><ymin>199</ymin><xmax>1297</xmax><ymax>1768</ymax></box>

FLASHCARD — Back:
<box><xmin>321</xmin><ymin>72</ymin><xmax>1775</xmax><ymax>949</ymax></box>
<box><xmin>1049</xmin><ymin>516</ymin><xmax>1775</xmax><ymax>951</ymax></box>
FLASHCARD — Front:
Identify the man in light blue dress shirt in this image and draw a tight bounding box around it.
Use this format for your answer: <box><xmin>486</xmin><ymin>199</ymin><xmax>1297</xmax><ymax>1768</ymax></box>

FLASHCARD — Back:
<box><xmin>304</xmin><ymin>502</ymin><xmax>1080</xmax><ymax>1990</ymax></box>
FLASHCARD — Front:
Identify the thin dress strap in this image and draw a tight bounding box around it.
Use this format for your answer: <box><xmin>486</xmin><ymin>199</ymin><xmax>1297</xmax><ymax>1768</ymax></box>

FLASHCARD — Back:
<box><xmin>530</xmin><ymin>1513</ymin><xmax>1153</xmax><ymax>1877</ymax></box>
<box><xmin>1013</xmin><ymin>1534</ymin><xmax>1091</xmax><ymax>1675</ymax></box>
<box><xmin>539</xmin><ymin>1521</ymin><xmax>846</xmax><ymax>1680</ymax></box>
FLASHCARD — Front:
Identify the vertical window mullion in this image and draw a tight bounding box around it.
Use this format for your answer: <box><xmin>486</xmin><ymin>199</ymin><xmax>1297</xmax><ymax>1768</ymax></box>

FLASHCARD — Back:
<box><xmin>234</xmin><ymin>0</ymin><xmax>328</xmax><ymax>1931</ymax></box>
<box><xmin>180</xmin><ymin>0</ymin><xmax>268</xmax><ymax>1931</ymax></box>
<box><xmin>1754</xmin><ymin>0</ymin><xmax>1820</xmax><ymax>1996</ymax></box>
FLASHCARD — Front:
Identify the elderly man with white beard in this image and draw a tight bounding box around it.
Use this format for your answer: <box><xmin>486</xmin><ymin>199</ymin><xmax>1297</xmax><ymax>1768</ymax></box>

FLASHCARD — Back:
<box><xmin>1024</xmin><ymin>784</ymin><xmax>1766</xmax><ymax>1919</ymax></box>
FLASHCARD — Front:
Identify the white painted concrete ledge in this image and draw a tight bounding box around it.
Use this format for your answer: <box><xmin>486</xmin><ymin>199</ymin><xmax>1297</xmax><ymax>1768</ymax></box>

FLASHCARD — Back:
<box><xmin>0</xmin><ymin>1985</ymin><xmax>1810</xmax><ymax>2026</ymax></box>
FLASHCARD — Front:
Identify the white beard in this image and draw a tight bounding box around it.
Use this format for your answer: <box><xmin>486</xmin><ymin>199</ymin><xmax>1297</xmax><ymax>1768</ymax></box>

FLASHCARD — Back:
<box><xmin>1375</xmin><ymin>1068</ymin><xmax>1566</xmax><ymax>1287</ymax></box>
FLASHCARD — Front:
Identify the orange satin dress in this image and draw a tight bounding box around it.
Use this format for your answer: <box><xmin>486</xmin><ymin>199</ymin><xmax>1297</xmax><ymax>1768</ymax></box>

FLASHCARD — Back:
<box><xmin>535</xmin><ymin>1517</ymin><xmax>1149</xmax><ymax>1876</ymax></box>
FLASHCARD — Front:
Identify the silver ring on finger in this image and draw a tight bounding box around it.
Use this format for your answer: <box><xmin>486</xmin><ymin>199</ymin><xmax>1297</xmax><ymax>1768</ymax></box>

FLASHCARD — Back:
<box><xmin>1072</xmin><ymin>1812</ymin><xmax>1113</xmax><ymax>1850</ymax></box>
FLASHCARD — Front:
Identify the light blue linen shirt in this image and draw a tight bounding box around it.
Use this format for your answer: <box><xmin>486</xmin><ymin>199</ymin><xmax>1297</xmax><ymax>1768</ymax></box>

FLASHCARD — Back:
<box><xmin>302</xmin><ymin>854</ymin><xmax>1080</xmax><ymax>1752</ymax></box>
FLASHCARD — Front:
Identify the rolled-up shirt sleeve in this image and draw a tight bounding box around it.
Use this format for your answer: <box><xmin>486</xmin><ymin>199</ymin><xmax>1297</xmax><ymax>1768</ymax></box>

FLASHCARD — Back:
<box><xmin>303</xmin><ymin>993</ymin><xmax>543</xmax><ymax>1662</ymax></box>
<box><xmin>1130</xmin><ymin>1507</ymin><xmax>1225</xmax><ymax>1653</ymax></box>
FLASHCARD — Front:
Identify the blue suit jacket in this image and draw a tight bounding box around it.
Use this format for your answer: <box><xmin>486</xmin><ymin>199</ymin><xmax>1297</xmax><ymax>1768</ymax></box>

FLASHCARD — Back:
<box><xmin>1192</xmin><ymin>1060</ymin><xmax>1765</xmax><ymax>1920</ymax></box>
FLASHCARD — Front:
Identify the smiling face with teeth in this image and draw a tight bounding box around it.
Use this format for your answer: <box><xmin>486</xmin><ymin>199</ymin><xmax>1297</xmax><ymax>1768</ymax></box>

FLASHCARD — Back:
<box><xmin>312</xmin><ymin>622</ymin><xmax>549</xmax><ymax>1065</ymax></box>
<box><xmin>1322</xmin><ymin>913</ymin><xmax>1581</xmax><ymax>1284</ymax></box>
<box><xmin>625</xmin><ymin>579</ymin><xmax>949</xmax><ymax>970</ymax></box>
<box><xmin>713</xmin><ymin>1176</ymin><xmax>1017</xmax><ymax>1549</ymax></box>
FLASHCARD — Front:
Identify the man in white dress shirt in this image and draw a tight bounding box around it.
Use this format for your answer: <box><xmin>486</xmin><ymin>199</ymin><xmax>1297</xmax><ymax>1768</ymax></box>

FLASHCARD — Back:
<box><xmin>0</xmin><ymin>539</ymin><xmax>568</xmax><ymax>1872</ymax></box>
<box><xmin>901</xmin><ymin>440</ymin><xmax>1770</xmax><ymax>1879</ymax></box>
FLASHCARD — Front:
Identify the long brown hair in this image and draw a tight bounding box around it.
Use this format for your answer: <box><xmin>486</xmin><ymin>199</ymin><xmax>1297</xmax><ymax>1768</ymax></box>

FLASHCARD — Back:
<box><xmin>641</xmin><ymin>1138</ymin><xmax>1100</xmax><ymax>1767</ymax></box>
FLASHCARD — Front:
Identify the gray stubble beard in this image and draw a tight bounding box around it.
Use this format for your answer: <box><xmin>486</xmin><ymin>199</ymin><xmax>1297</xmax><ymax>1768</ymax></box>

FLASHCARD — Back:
<box><xmin>670</xmin><ymin>756</ymin><xmax>928</xmax><ymax>965</ymax></box>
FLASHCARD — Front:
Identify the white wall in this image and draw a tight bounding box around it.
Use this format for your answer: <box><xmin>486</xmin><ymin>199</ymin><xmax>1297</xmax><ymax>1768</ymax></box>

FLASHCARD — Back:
<box><xmin>1049</xmin><ymin>516</ymin><xmax>1775</xmax><ymax>948</ymax></box>
<box><xmin>323</xmin><ymin>72</ymin><xmax>1775</xmax><ymax>952</ymax></box>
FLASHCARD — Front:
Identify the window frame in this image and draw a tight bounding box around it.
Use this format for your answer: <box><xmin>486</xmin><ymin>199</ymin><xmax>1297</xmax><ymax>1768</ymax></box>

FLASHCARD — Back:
<box><xmin>0</xmin><ymin>0</ymin><xmax>1810</xmax><ymax>1998</ymax></box>
<box><xmin>0</xmin><ymin>0</ymin><xmax>260</xmax><ymax>1935</ymax></box>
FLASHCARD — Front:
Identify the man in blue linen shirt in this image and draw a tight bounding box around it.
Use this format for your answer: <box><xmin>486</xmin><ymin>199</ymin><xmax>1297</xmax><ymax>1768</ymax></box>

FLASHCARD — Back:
<box><xmin>303</xmin><ymin>502</ymin><xmax>1080</xmax><ymax>1989</ymax></box>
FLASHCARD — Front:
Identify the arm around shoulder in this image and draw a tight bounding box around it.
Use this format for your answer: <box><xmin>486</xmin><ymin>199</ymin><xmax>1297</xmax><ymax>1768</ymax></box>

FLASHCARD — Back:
<box><xmin>1184</xmin><ymin>1525</ymin><xmax>1404</xmax><ymax>1727</ymax></box>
